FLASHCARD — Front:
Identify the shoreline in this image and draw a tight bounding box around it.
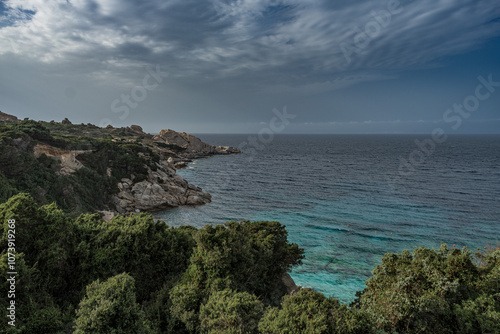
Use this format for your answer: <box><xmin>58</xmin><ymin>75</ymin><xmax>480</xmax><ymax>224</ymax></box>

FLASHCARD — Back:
<box><xmin>0</xmin><ymin>113</ymin><xmax>241</xmax><ymax>220</ymax></box>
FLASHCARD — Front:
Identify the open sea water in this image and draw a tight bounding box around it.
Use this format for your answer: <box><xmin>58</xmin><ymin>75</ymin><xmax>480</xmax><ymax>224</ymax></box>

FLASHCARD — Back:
<box><xmin>156</xmin><ymin>134</ymin><xmax>500</xmax><ymax>303</ymax></box>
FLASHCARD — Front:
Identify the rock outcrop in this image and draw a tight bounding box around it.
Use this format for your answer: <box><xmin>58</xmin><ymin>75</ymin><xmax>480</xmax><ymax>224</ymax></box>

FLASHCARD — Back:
<box><xmin>0</xmin><ymin>111</ymin><xmax>19</xmax><ymax>123</ymax></box>
<box><xmin>110</xmin><ymin>161</ymin><xmax>211</xmax><ymax>214</ymax></box>
<box><xmin>31</xmin><ymin>138</ymin><xmax>214</xmax><ymax>214</ymax></box>
<box><xmin>153</xmin><ymin>129</ymin><xmax>241</xmax><ymax>159</ymax></box>
<box><xmin>129</xmin><ymin>125</ymin><xmax>144</xmax><ymax>133</ymax></box>
<box><xmin>282</xmin><ymin>273</ymin><xmax>300</xmax><ymax>295</ymax></box>
<box><xmin>109</xmin><ymin>130</ymin><xmax>238</xmax><ymax>212</ymax></box>
<box><xmin>32</xmin><ymin>143</ymin><xmax>212</xmax><ymax>214</ymax></box>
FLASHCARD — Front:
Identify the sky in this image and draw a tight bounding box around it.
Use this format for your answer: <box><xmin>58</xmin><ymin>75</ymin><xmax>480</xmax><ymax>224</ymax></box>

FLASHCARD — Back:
<box><xmin>0</xmin><ymin>0</ymin><xmax>499</xmax><ymax>134</ymax></box>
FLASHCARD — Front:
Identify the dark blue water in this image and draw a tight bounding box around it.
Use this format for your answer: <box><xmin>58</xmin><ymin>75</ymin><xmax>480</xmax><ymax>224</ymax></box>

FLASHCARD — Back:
<box><xmin>156</xmin><ymin>135</ymin><xmax>500</xmax><ymax>302</ymax></box>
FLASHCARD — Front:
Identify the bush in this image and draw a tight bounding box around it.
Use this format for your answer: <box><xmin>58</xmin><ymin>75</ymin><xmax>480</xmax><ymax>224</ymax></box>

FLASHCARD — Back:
<box><xmin>74</xmin><ymin>273</ymin><xmax>151</xmax><ymax>334</ymax></box>
<box><xmin>24</xmin><ymin>307</ymin><xmax>64</xmax><ymax>334</ymax></box>
<box><xmin>357</xmin><ymin>245</ymin><xmax>499</xmax><ymax>334</ymax></box>
<box><xmin>1</xmin><ymin>191</ymin><xmax>499</xmax><ymax>333</ymax></box>
<box><xmin>200</xmin><ymin>289</ymin><xmax>264</xmax><ymax>334</ymax></box>
<box><xmin>0</xmin><ymin>121</ymin><xmax>161</xmax><ymax>215</ymax></box>
<box><xmin>259</xmin><ymin>289</ymin><xmax>373</xmax><ymax>334</ymax></box>
<box><xmin>454</xmin><ymin>293</ymin><xmax>500</xmax><ymax>333</ymax></box>
<box><xmin>170</xmin><ymin>221</ymin><xmax>304</xmax><ymax>332</ymax></box>
<box><xmin>0</xmin><ymin>122</ymin><xmax>118</xmax><ymax>214</ymax></box>
<box><xmin>78</xmin><ymin>213</ymin><xmax>195</xmax><ymax>302</ymax></box>
<box><xmin>0</xmin><ymin>195</ymin><xmax>195</xmax><ymax>332</ymax></box>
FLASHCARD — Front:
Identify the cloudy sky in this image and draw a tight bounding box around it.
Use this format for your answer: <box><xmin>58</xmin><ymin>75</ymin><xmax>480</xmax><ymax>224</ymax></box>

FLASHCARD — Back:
<box><xmin>0</xmin><ymin>0</ymin><xmax>499</xmax><ymax>134</ymax></box>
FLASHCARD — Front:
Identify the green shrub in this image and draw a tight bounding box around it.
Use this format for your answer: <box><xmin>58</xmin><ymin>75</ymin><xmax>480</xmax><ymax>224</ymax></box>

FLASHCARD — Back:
<box><xmin>78</xmin><ymin>213</ymin><xmax>195</xmax><ymax>302</ymax></box>
<box><xmin>74</xmin><ymin>273</ymin><xmax>151</xmax><ymax>334</ymax></box>
<box><xmin>0</xmin><ymin>121</ymin><xmax>163</xmax><ymax>215</ymax></box>
<box><xmin>170</xmin><ymin>221</ymin><xmax>304</xmax><ymax>332</ymax></box>
<box><xmin>24</xmin><ymin>307</ymin><xmax>64</xmax><ymax>334</ymax></box>
<box><xmin>454</xmin><ymin>293</ymin><xmax>500</xmax><ymax>334</ymax></box>
<box><xmin>1</xmin><ymin>191</ymin><xmax>499</xmax><ymax>333</ymax></box>
<box><xmin>259</xmin><ymin>289</ymin><xmax>373</xmax><ymax>334</ymax></box>
<box><xmin>143</xmin><ymin>280</ymin><xmax>190</xmax><ymax>334</ymax></box>
<box><xmin>200</xmin><ymin>289</ymin><xmax>264</xmax><ymax>334</ymax></box>
<box><xmin>0</xmin><ymin>195</ymin><xmax>195</xmax><ymax>331</ymax></box>
<box><xmin>356</xmin><ymin>245</ymin><xmax>498</xmax><ymax>333</ymax></box>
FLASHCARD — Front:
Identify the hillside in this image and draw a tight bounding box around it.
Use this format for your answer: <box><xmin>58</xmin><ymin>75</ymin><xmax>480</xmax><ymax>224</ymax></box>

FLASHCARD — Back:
<box><xmin>0</xmin><ymin>113</ymin><xmax>239</xmax><ymax>217</ymax></box>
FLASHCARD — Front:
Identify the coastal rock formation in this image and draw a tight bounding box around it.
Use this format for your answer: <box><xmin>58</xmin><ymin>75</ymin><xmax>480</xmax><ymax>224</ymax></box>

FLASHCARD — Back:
<box><xmin>31</xmin><ymin>133</ymin><xmax>215</xmax><ymax>214</ymax></box>
<box><xmin>32</xmin><ymin>141</ymin><xmax>213</xmax><ymax>214</ymax></box>
<box><xmin>153</xmin><ymin>129</ymin><xmax>241</xmax><ymax>159</ymax></box>
<box><xmin>108</xmin><ymin>129</ymin><xmax>239</xmax><ymax>213</ymax></box>
<box><xmin>2</xmin><ymin>112</ymin><xmax>237</xmax><ymax>216</ymax></box>
<box><xmin>282</xmin><ymin>273</ymin><xmax>300</xmax><ymax>295</ymax></box>
<box><xmin>129</xmin><ymin>125</ymin><xmax>144</xmax><ymax>133</ymax></box>
<box><xmin>108</xmin><ymin>130</ymin><xmax>237</xmax><ymax>213</ymax></box>
<box><xmin>110</xmin><ymin>160</ymin><xmax>211</xmax><ymax>214</ymax></box>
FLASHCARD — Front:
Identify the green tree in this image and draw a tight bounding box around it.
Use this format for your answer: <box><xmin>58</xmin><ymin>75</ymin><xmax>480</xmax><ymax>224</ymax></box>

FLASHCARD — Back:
<box><xmin>0</xmin><ymin>251</ymin><xmax>40</xmax><ymax>333</ymax></box>
<box><xmin>199</xmin><ymin>289</ymin><xmax>264</xmax><ymax>334</ymax></box>
<box><xmin>454</xmin><ymin>293</ymin><xmax>500</xmax><ymax>334</ymax></box>
<box><xmin>76</xmin><ymin>213</ymin><xmax>195</xmax><ymax>302</ymax></box>
<box><xmin>143</xmin><ymin>281</ymin><xmax>191</xmax><ymax>334</ymax></box>
<box><xmin>74</xmin><ymin>273</ymin><xmax>151</xmax><ymax>334</ymax></box>
<box><xmin>24</xmin><ymin>307</ymin><xmax>64</xmax><ymax>334</ymax></box>
<box><xmin>453</xmin><ymin>249</ymin><xmax>500</xmax><ymax>334</ymax></box>
<box><xmin>0</xmin><ymin>194</ymin><xmax>80</xmax><ymax>304</ymax></box>
<box><xmin>357</xmin><ymin>245</ymin><xmax>482</xmax><ymax>333</ymax></box>
<box><xmin>0</xmin><ymin>194</ymin><xmax>196</xmax><ymax>332</ymax></box>
<box><xmin>259</xmin><ymin>289</ymin><xmax>372</xmax><ymax>334</ymax></box>
<box><xmin>170</xmin><ymin>221</ymin><xmax>304</xmax><ymax>332</ymax></box>
<box><xmin>474</xmin><ymin>248</ymin><xmax>500</xmax><ymax>295</ymax></box>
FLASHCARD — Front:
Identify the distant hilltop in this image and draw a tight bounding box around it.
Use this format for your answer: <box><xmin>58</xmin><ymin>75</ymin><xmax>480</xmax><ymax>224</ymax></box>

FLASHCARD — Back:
<box><xmin>0</xmin><ymin>110</ymin><xmax>240</xmax><ymax>158</ymax></box>
<box><xmin>0</xmin><ymin>111</ymin><xmax>240</xmax><ymax>218</ymax></box>
<box><xmin>0</xmin><ymin>110</ymin><xmax>19</xmax><ymax>123</ymax></box>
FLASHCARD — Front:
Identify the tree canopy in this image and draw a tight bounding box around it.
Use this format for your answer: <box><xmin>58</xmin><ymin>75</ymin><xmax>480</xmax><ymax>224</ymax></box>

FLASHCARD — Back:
<box><xmin>0</xmin><ymin>193</ymin><xmax>498</xmax><ymax>333</ymax></box>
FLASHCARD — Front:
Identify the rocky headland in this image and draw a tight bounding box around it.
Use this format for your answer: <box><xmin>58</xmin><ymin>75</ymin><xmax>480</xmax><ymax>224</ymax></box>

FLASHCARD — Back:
<box><xmin>154</xmin><ymin>128</ymin><xmax>241</xmax><ymax>168</ymax></box>
<box><xmin>0</xmin><ymin>112</ymin><xmax>240</xmax><ymax>219</ymax></box>
<box><xmin>108</xmin><ymin>126</ymin><xmax>240</xmax><ymax>216</ymax></box>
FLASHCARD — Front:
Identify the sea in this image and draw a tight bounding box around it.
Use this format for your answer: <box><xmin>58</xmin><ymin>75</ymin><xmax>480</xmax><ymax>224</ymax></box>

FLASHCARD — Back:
<box><xmin>155</xmin><ymin>134</ymin><xmax>500</xmax><ymax>303</ymax></box>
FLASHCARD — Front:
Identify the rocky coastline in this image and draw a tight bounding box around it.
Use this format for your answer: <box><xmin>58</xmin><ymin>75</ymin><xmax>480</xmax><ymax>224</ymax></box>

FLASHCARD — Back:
<box><xmin>108</xmin><ymin>126</ymin><xmax>240</xmax><ymax>218</ymax></box>
<box><xmin>0</xmin><ymin>111</ymin><xmax>240</xmax><ymax>219</ymax></box>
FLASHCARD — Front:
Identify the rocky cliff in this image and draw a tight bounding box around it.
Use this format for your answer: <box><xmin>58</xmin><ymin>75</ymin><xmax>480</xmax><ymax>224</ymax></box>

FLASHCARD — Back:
<box><xmin>0</xmin><ymin>112</ymin><xmax>240</xmax><ymax>219</ymax></box>
<box><xmin>108</xmin><ymin>128</ymin><xmax>240</xmax><ymax>216</ymax></box>
<box><xmin>154</xmin><ymin>129</ymin><xmax>241</xmax><ymax>159</ymax></box>
<box><xmin>110</xmin><ymin>159</ymin><xmax>212</xmax><ymax>215</ymax></box>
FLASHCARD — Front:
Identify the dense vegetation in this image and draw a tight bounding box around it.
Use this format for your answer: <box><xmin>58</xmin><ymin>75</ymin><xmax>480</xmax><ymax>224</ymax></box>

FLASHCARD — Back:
<box><xmin>0</xmin><ymin>193</ymin><xmax>498</xmax><ymax>333</ymax></box>
<box><xmin>0</xmin><ymin>120</ymin><xmax>165</xmax><ymax>215</ymax></box>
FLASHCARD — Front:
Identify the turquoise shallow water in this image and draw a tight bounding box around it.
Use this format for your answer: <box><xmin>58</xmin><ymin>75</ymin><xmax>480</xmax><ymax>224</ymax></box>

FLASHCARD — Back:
<box><xmin>156</xmin><ymin>135</ymin><xmax>500</xmax><ymax>303</ymax></box>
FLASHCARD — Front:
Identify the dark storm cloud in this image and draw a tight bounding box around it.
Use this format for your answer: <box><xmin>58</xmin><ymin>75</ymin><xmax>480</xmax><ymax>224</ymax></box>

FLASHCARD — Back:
<box><xmin>0</xmin><ymin>0</ymin><xmax>499</xmax><ymax>133</ymax></box>
<box><xmin>2</xmin><ymin>0</ymin><xmax>499</xmax><ymax>83</ymax></box>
